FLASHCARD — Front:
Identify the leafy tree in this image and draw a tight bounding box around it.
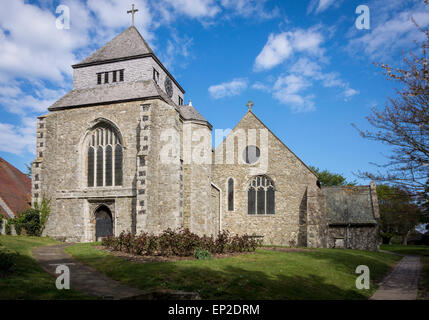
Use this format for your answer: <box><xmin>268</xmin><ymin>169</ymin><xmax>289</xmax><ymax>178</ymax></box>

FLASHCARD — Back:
<box><xmin>25</xmin><ymin>162</ymin><xmax>33</xmax><ymax>178</ymax></box>
<box><xmin>310</xmin><ymin>166</ymin><xmax>356</xmax><ymax>187</ymax></box>
<box><xmin>377</xmin><ymin>184</ymin><xmax>422</xmax><ymax>245</ymax></box>
<box><xmin>352</xmin><ymin>16</ymin><xmax>428</xmax><ymax>206</ymax></box>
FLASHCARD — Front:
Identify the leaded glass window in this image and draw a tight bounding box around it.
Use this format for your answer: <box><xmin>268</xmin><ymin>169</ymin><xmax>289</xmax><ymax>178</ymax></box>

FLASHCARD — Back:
<box><xmin>247</xmin><ymin>176</ymin><xmax>275</xmax><ymax>215</ymax></box>
<box><xmin>87</xmin><ymin>124</ymin><xmax>123</xmax><ymax>187</ymax></box>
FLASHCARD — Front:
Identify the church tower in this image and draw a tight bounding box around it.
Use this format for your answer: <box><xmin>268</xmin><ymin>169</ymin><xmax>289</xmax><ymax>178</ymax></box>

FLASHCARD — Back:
<box><xmin>32</xmin><ymin>21</ymin><xmax>214</xmax><ymax>242</ymax></box>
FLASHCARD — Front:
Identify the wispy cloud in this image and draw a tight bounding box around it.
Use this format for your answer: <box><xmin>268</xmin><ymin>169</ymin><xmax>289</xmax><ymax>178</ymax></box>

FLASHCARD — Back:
<box><xmin>347</xmin><ymin>0</ymin><xmax>429</xmax><ymax>60</ymax></box>
<box><xmin>208</xmin><ymin>78</ymin><xmax>248</xmax><ymax>99</ymax></box>
<box><xmin>307</xmin><ymin>0</ymin><xmax>337</xmax><ymax>14</ymax></box>
<box><xmin>253</xmin><ymin>26</ymin><xmax>358</xmax><ymax>112</ymax></box>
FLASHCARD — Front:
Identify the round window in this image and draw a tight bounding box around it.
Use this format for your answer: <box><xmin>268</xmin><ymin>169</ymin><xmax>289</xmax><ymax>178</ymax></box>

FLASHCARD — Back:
<box><xmin>243</xmin><ymin>145</ymin><xmax>260</xmax><ymax>164</ymax></box>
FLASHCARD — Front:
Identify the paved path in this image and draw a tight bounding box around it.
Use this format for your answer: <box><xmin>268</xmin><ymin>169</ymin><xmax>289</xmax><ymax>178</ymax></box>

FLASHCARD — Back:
<box><xmin>371</xmin><ymin>255</ymin><xmax>421</xmax><ymax>300</ymax></box>
<box><xmin>33</xmin><ymin>244</ymin><xmax>145</xmax><ymax>299</ymax></box>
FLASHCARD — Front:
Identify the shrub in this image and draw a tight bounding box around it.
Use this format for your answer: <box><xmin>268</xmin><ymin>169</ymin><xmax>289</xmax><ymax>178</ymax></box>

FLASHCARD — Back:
<box><xmin>102</xmin><ymin>228</ymin><xmax>260</xmax><ymax>257</ymax></box>
<box><xmin>5</xmin><ymin>220</ymin><xmax>12</xmax><ymax>235</ymax></box>
<box><xmin>194</xmin><ymin>248</ymin><xmax>212</xmax><ymax>260</ymax></box>
<box><xmin>0</xmin><ymin>216</ymin><xmax>3</xmax><ymax>231</ymax></box>
<box><xmin>34</xmin><ymin>196</ymin><xmax>51</xmax><ymax>234</ymax></box>
<box><xmin>14</xmin><ymin>209</ymin><xmax>41</xmax><ymax>236</ymax></box>
<box><xmin>0</xmin><ymin>245</ymin><xmax>16</xmax><ymax>274</ymax></box>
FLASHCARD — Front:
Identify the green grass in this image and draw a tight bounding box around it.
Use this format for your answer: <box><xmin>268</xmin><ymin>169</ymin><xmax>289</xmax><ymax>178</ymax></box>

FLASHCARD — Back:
<box><xmin>380</xmin><ymin>244</ymin><xmax>429</xmax><ymax>256</ymax></box>
<box><xmin>66</xmin><ymin>244</ymin><xmax>400</xmax><ymax>300</ymax></box>
<box><xmin>0</xmin><ymin>235</ymin><xmax>92</xmax><ymax>300</ymax></box>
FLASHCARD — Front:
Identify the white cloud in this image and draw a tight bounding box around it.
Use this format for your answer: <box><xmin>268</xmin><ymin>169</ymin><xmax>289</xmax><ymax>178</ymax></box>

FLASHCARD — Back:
<box><xmin>272</xmin><ymin>75</ymin><xmax>315</xmax><ymax>112</ymax></box>
<box><xmin>307</xmin><ymin>0</ymin><xmax>336</xmax><ymax>14</ymax></box>
<box><xmin>159</xmin><ymin>0</ymin><xmax>220</xmax><ymax>20</ymax></box>
<box><xmin>348</xmin><ymin>0</ymin><xmax>429</xmax><ymax>60</ymax></box>
<box><xmin>0</xmin><ymin>117</ymin><xmax>36</xmax><ymax>155</ymax></box>
<box><xmin>209</xmin><ymin>78</ymin><xmax>248</xmax><ymax>99</ymax></box>
<box><xmin>220</xmin><ymin>0</ymin><xmax>279</xmax><ymax>20</ymax></box>
<box><xmin>289</xmin><ymin>58</ymin><xmax>359</xmax><ymax>99</ymax></box>
<box><xmin>254</xmin><ymin>28</ymin><xmax>324</xmax><ymax>71</ymax></box>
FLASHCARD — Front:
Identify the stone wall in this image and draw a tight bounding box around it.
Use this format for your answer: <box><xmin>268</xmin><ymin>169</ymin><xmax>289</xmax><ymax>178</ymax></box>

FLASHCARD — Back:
<box><xmin>328</xmin><ymin>225</ymin><xmax>380</xmax><ymax>251</ymax></box>
<box><xmin>211</xmin><ymin>111</ymin><xmax>320</xmax><ymax>246</ymax></box>
<box><xmin>38</xmin><ymin>98</ymin><xmax>185</xmax><ymax>242</ymax></box>
<box><xmin>182</xmin><ymin>121</ymin><xmax>215</xmax><ymax>236</ymax></box>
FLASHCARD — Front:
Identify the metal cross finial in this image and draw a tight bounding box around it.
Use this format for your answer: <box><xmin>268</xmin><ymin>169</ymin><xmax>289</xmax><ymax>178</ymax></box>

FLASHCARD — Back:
<box><xmin>127</xmin><ymin>4</ymin><xmax>139</xmax><ymax>26</ymax></box>
<box><xmin>246</xmin><ymin>100</ymin><xmax>254</xmax><ymax>111</ymax></box>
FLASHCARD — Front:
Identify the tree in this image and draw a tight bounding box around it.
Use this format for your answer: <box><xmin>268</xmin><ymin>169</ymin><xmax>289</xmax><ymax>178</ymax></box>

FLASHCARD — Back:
<box><xmin>352</xmin><ymin>17</ymin><xmax>429</xmax><ymax>206</ymax></box>
<box><xmin>25</xmin><ymin>162</ymin><xmax>32</xmax><ymax>178</ymax></box>
<box><xmin>377</xmin><ymin>185</ymin><xmax>422</xmax><ymax>245</ymax></box>
<box><xmin>310</xmin><ymin>166</ymin><xmax>356</xmax><ymax>187</ymax></box>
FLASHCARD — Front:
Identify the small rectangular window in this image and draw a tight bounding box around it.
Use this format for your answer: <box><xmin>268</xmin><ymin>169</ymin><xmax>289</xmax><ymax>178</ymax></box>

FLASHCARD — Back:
<box><xmin>153</xmin><ymin>68</ymin><xmax>159</xmax><ymax>84</ymax></box>
<box><xmin>178</xmin><ymin>97</ymin><xmax>183</xmax><ymax>106</ymax></box>
<box><xmin>112</xmin><ymin>71</ymin><xmax>117</xmax><ymax>82</ymax></box>
<box><xmin>39</xmin><ymin>123</ymin><xmax>44</xmax><ymax>129</ymax></box>
<box><xmin>97</xmin><ymin>73</ymin><xmax>102</xmax><ymax>85</ymax></box>
<box><xmin>104</xmin><ymin>72</ymin><xmax>109</xmax><ymax>84</ymax></box>
<box><xmin>119</xmin><ymin>69</ymin><xmax>124</xmax><ymax>82</ymax></box>
<box><xmin>39</xmin><ymin>152</ymin><xmax>43</xmax><ymax>158</ymax></box>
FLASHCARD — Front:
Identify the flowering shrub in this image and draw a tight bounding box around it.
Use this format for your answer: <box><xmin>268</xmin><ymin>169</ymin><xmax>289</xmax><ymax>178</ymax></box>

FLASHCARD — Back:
<box><xmin>102</xmin><ymin>228</ymin><xmax>261</xmax><ymax>257</ymax></box>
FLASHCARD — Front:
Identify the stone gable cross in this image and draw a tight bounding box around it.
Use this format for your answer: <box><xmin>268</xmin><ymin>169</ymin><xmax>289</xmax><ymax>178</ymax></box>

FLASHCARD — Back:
<box><xmin>127</xmin><ymin>4</ymin><xmax>138</xmax><ymax>26</ymax></box>
<box><xmin>246</xmin><ymin>100</ymin><xmax>254</xmax><ymax>111</ymax></box>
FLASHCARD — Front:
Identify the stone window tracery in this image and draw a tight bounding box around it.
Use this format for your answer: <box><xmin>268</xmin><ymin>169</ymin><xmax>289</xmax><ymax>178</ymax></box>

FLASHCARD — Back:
<box><xmin>247</xmin><ymin>175</ymin><xmax>275</xmax><ymax>215</ymax></box>
<box><xmin>87</xmin><ymin>124</ymin><xmax>123</xmax><ymax>187</ymax></box>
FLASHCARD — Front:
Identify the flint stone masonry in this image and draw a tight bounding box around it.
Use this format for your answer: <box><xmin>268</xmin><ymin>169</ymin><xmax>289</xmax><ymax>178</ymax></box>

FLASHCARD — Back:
<box><xmin>33</xmin><ymin>25</ymin><xmax>380</xmax><ymax>250</ymax></box>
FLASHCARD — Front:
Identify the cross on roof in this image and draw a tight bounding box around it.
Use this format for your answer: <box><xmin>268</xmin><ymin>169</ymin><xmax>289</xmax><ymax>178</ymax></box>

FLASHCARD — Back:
<box><xmin>246</xmin><ymin>100</ymin><xmax>254</xmax><ymax>111</ymax></box>
<box><xmin>127</xmin><ymin>4</ymin><xmax>138</xmax><ymax>26</ymax></box>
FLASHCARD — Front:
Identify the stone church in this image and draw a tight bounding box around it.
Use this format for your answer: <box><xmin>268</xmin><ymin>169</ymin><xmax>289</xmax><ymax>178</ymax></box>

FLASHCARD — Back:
<box><xmin>31</xmin><ymin>25</ymin><xmax>380</xmax><ymax>250</ymax></box>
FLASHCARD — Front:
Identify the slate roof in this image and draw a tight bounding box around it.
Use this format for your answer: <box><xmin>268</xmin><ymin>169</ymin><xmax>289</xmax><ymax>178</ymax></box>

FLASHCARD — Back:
<box><xmin>49</xmin><ymin>80</ymin><xmax>165</xmax><ymax>110</ymax></box>
<box><xmin>323</xmin><ymin>185</ymin><xmax>379</xmax><ymax>225</ymax></box>
<box><xmin>0</xmin><ymin>157</ymin><xmax>31</xmax><ymax>218</ymax></box>
<box><xmin>178</xmin><ymin>105</ymin><xmax>207</xmax><ymax>122</ymax></box>
<box><xmin>75</xmin><ymin>26</ymin><xmax>154</xmax><ymax>66</ymax></box>
<box><xmin>48</xmin><ymin>79</ymin><xmax>210</xmax><ymax>124</ymax></box>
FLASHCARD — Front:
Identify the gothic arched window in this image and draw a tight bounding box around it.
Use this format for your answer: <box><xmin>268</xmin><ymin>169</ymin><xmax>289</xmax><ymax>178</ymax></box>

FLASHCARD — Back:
<box><xmin>227</xmin><ymin>178</ymin><xmax>234</xmax><ymax>211</ymax></box>
<box><xmin>87</xmin><ymin>124</ymin><xmax>123</xmax><ymax>187</ymax></box>
<box><xmin>247</xmin><ymin>176</ymin><xmax>275</xmax><ymax>215</ymax></box>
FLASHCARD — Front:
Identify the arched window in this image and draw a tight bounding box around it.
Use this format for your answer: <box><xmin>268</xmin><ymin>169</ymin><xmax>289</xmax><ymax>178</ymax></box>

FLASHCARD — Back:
<box><xmin>87</xmin><ymin>124</ymin><xmax>123</xmax><ymax>187</ymax></box>
<box><xmin>227</xmin><ymin>178</ymin><xmax>234</xmax><ymax>211</ymax></box>
<box><xmin>247</xmin><ymin>176</ymin><xmax>275</xmax><ymax>215</ymax></box>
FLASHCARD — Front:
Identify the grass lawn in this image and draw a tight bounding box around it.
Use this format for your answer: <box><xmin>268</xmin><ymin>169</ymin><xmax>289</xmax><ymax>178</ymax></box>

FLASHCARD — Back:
<box><xmin>0</xmin><ymin>235</ymin><xmax>93</xmax><ymax>299</ymax></box>
<box><xmin>380</xmin><ymin>244</ymin><xmax>429</xmax><ymax>256</ymax></box>
<box><xmin>381</xmin><ymin>244</ymin><xmax>429</xmax><ymax>297</ymax></box>
<box><xmin>66</xmin><ymin>244</ymin><xmax>400</xmax><ymax>300</ymax></box>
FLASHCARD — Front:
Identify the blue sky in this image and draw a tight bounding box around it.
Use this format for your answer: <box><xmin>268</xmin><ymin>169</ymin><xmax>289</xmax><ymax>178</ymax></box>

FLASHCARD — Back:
<box><xmin>0</xmin><ymin>0</ymin><xmax>428</xmax><ymax>183</ymax></box>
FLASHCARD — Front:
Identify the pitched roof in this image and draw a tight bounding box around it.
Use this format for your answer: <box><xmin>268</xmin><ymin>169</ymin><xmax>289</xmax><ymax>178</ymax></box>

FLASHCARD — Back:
<box><xmin>75</xmin><ymin>26</ymin><xmax>154</xmax><ymax>66</ymax></box>
<box><xmin>323</xmin><ymin>185</ymin><xmax>379</xmax><ymax>225</ymax></box>
<box><xmin>178</xmin><ymin>105</ymin><xmax>208</xmax><ymax>122</ymax></box>
<box><xmin>47</xmin><ymin>79</ymin><xmax>211</xmax><ymax>126</ymax></box>
<box><xmin>49</xmin><ymin>80</ymin><xmax>165</xmax><ymax>110</ymax></box>
<box><xmin>0</xmin><ymin>157</ymin><xmax>31</xmax><ymax>218</ymax></box>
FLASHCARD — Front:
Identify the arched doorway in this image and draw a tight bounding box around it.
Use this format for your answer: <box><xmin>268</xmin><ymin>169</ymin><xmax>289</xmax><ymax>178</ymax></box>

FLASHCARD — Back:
<box><xmin>95</xmin><ymin>205</ymin><xmax>113</xmax><ymax>241</ymax></box>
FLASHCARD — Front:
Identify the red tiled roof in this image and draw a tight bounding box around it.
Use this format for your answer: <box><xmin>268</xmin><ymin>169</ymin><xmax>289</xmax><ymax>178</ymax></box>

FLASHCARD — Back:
<box><xmin>0</xmin><ymin>157</ymin><xmax>31</xmax><ymax>218</ymax></box>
